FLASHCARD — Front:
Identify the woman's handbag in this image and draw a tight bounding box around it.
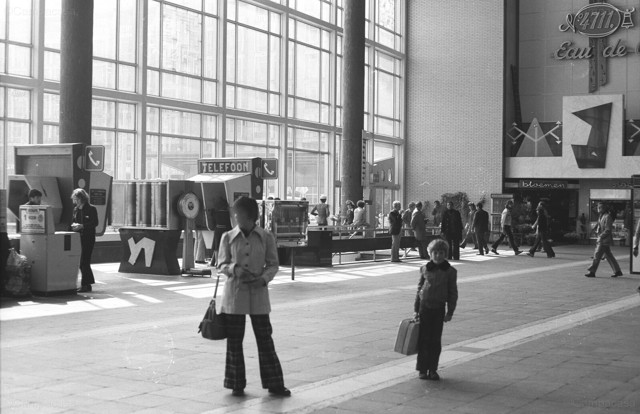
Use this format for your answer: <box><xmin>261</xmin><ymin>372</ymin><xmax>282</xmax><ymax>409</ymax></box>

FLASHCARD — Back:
<box><xmin>198</xmin><ymin>273</ymin><xmax>227</xmax><ymax>340</ymax></box>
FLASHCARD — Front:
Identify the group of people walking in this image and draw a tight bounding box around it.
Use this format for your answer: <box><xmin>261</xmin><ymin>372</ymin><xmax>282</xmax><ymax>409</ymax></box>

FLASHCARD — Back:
<box><xmin>389</xmin><ymin>198</ymin><xmax>628</xmax><ymax>279</ymax></box>
<box><xmin>387</xmin><ymin>198</ymin><xmax>565</xmax><ymax>263</ymax></box>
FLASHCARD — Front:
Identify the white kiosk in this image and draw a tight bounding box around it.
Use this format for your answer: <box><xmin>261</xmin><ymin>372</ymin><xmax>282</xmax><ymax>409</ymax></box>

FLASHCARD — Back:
<box><xmin>19</xmin><ymin>205</ymin><xmax>81</xmax><ymax>295</ymax></box>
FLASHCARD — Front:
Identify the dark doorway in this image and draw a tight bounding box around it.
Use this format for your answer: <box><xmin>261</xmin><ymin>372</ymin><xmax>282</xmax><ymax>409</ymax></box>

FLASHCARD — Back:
<box><xmin>510</xmin><ymin>189</ymin><xmax>579</xmax><ymax>237</ymax></box>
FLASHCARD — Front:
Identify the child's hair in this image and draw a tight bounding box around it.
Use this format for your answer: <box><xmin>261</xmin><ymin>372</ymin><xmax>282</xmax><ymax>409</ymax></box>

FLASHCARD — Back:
<box><xmin>427</xmin><ymin>239</ymin><xmax>449</xmax><ymax>256</ymax></box>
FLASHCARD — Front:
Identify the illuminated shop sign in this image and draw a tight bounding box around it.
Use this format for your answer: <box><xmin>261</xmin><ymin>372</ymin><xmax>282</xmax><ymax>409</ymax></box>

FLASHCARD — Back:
<box><xmin>559</xmin><ymin>3</ymin><xmax>633</xmax><ymax>38</ymax></box>
<box><xmin>519</xmin><ymin>180</ymin><xmax>569</xmax><ymax>190</ymax></box>
<box><xmin>554</xmin><ymin>2</ymin><xmax>638</xmax><ymax>60</ymax></box>
<box><xmin>552</xmin><ymin>1</ymin><xmax>637</xmax><ymax>92</ymax></box>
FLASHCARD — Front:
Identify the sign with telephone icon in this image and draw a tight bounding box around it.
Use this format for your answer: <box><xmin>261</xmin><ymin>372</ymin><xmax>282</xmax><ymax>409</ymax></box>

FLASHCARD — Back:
<box><xmin>262</xmin><ymin>158</ymin><xmax>278</xmax><ymax>180</ymax></box>
<box><xmin>84</xmin><ymin>145</ymin><xmax>105</xmax><ymax>172</ymax></box>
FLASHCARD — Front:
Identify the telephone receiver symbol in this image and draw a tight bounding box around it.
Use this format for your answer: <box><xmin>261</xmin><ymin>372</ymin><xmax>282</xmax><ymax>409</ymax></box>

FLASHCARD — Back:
<box><xmin>88</xmin><ymin>150</ymin><xmax>101</xmax><ymax>167</ymax></box>
<box><xmin>264</xmin><ymin>162</ymin><xmax>274</xmax><ymax>176</ymax></box>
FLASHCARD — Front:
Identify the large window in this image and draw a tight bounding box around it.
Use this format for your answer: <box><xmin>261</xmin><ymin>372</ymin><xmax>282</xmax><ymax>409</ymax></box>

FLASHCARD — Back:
<box><xmin>286</xmin><ymin>127</ymin><xmax>329</xmax><ymax>202</ymax></box>
<box><xmin>147</xmin><ymin>0</ymin><xmax>218</xmax><ymax>103</ymax></box>
<box><xmin>288</xmin><ymin>19</ymin><xmax>331</xmax><ymax>124</ymax></box>
<box><xmin>0</xmin><ymin>87</ymin><xmax>31</xmax><ymax>184</ymax></box>
<box><xmin>226</xmin><ymin>118</ymin><xmax>280</xmax><ymax>197</ymax></box>
<box><xmin>145</xmin><ymin>106</ymin><xmax>217</xmax><ymax>179</ymax></box>
<box><xmin>1</xmin><ymin>0</ymin><xmax>405</xmax><ymax>219</ymax></box>
<box><xmin>92</xmin><ymin>99</ymin><xmax>137</xmax><ymax>179</ymax></box>
<box><xmin>43</xmin><ymin>0</ymin><xmax>137</xmax><ymax>90</ymax></box>
<box><xmin>0</xmin><ymin>0</ymin><xmax>33</xmax><ymax>77</ymax></box>
<box><xmin>374</xmin><ymin>51</ymin><xmax>401</xmax><ymax>137</ymax></box>
<box><xmin>227</xmin><ymin>0</ymin><xmax>281</xmax><ymax>115</ymax></box>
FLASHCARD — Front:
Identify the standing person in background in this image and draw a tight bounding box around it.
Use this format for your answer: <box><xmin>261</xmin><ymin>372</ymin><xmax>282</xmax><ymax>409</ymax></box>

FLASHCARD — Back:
<box><xmin>194</xmin><ymin>230</ymin><xmax>207</xmax><ymax>264</ymax></box>
<box><xmin>634</xmin><ymin>218</ymin><xmax>640</xmax><ymax>293</ymax></box>
<box><xmin>388</xmin><ymin>201</ymin><xmax>403</xmax><ymax>263</ymax></box>
<box><xmin>441</xmin><ymin>201</ymin><xmax>463</xmax><ymax>261</ymax></box>
<box><xmin>585</xmin><ymin>202</ymin><xmax>623</xmax><ymax>278</ymax></box>
<box><xmin>431</xmin><ymin>201</ymin><xmax>443</xmax><ymax>227</ymax></box>
<box><xmin>353</xmin><ymin>200</ymin><xmax>367</xmax><ymax>228</ymax></box>
<box><xmin>490</xmin><ymin>200</ymin><xmax>522</xmax><ymax>256</ymax></box>
<box><xmin>216</xmin><ymin>197</ymin><xmax>290</xmax><ymax>398</ymax></box>
<box><xmin>527</xmin><ymin>203</ymin><xmax>555</xmax><ymax>258</ymax></box>
<box><xmin>459</xmin><ymin>202</ymin><xmax>477</xmax><ymax>250</ymax></box>
<box><xmin>634</xmin><ymin>217</ymin><xmax>640</xmax><ymax>258</ymax></box>
<box><xmin>343</xmin><ymin>200</ymin><xmax>355</xmax><ymax>226</ymax></box>
<box><xmin>402</xmin><ymin>202</ymin><xmax>417</xmax><ymax>258</ymax></box>
<box><xmin>70</xmin><ymin>188</ymin><xmax>99</xmax><ymax>293</ymax></box>
<box><xmin>579</xmin><ymin>213</ymin><xmax>587</xmax><ymax>241</ymax></box>
<box><xmin>18</xmin><ymin>189</ymin><xmax>43</xmax><ymax>233</ymax></box>
<box><xmin>472</xmin><ymin>202</ymin><xmax>490</xmax><ymax>255</ymax></box>
<box><xmin>411</xmin><ymin>202</ymin><xmax>430</xmax><ymax>260</ymax></box>
<box><xmin>311</xmin><ymin>195</ymin><xmax>330</xmax><ymax>228</ymax></box>
<box><xmin>25</xmin><ymin>189</ymin><xmax>43</xmax><ymax>205</ymax></box>
<box><xmin>402</xmin><ymin>202</ymin><xmax>416</xmax><ymax>230</ymax></box>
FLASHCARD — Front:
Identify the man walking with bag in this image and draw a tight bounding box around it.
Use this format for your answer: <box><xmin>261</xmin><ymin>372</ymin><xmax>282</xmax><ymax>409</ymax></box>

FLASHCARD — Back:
<box><xmin>216</xmin><ymin>197</ymin><xmax>291</xmax><ymax>397</ymax></box>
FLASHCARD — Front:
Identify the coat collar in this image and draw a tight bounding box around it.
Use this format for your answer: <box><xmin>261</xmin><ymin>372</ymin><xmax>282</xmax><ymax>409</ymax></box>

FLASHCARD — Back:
<box><xmin>426</xmin><ymin>260</ymin><xmax>451</xmax><ymax>271</ymax></box>
<box><xmin>227</xmin><ymin>224</ymin><xmax>267</xmax><ymax>241</ymax></box>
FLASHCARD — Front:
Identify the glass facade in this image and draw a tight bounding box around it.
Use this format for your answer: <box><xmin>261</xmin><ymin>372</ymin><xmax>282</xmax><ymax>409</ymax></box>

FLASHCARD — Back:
<box><xmin>1</xmin><ymin>0</ymin><xmax>405</xmax><ymax>212</ymax></box>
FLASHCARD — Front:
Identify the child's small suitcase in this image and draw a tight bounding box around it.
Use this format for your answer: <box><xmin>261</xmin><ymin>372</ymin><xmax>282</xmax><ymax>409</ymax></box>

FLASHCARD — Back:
<box><xmin>394</xmin><ymin>318</ymin><xmax>420</xmax><ymax>355</ymax></box>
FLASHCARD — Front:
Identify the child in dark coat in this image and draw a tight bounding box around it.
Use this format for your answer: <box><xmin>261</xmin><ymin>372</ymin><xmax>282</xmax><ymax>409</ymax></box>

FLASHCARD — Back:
<box><xmin>414</xmin><ymin>239</ymin><xmax>458</xmax><ymax>380</ymax></box>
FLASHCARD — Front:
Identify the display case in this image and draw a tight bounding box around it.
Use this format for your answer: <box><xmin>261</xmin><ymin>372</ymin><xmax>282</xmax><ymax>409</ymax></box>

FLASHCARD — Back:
<box><xmin>260</xmin><ymin>200</ymin><xmax>309</xmax><ymax>243</ymax></box>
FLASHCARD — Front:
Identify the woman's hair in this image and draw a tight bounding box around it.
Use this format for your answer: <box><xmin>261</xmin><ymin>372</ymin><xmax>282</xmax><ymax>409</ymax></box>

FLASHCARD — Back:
<box><xmin>71</xmin><ymin>188</ymin><xmax>89</xmax><ymax>204</ymax></box>
<box><xmin>357</xmin><ymin>200</ymin><xmax>365</xmax><ymax>208</ymax></box>
<box><xmin>233</xmin><ymin>196</ymin><xmax>259</xmax><ymax>221</ymax></box>
<box><xmin>392</xmin><ymin>200</ymin><xmax>401</xmax><ymax>209</ymax></box>
<box><xmin>427</xmin><ymin>239</ymin><xmax>449</xmax><ymax>256</ymax></box>
<box><xmin>346</xmin><ymin>200</ymin><xmax>354</xmax><ymax>207</ymax></box>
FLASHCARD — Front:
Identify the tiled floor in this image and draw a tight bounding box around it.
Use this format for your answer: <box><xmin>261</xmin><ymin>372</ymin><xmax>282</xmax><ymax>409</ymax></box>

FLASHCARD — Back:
<box><xmin>1</xmin><ymin>245</ymin><xmax>638</xmax><ymax>413</ymax></box>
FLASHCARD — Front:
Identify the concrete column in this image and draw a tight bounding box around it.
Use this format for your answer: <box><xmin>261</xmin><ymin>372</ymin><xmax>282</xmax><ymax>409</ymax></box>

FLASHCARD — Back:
<box><xmin>340</xmin><ymin>0</ymin><xmax>366</xmax><ymax>211</ymax></box>
<box><xmin>60</xmin><ymin>0</ymin><xmax>94</xmax><ymax>145</ymax></box>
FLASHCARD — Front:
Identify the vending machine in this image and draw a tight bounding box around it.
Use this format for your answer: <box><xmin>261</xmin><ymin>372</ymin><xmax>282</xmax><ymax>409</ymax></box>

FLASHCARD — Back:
<box><xmin>18</xmin><ymin>205</ymin><xmax>81</xmax><ymax>295</ymax></box>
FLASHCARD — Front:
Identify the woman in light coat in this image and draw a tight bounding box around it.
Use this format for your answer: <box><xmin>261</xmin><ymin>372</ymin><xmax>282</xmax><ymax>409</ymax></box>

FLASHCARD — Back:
<box><xmin>217</xmin><ymin>197</ymin><xmax>290</xmax><ymax>398</ymax></box>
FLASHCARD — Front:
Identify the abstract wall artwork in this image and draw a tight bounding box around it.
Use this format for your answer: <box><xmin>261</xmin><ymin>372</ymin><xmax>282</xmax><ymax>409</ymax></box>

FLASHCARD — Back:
<box><xmin>624</xmin><ymin>119</ymin><xmax>640</xmax><ymax>156</ymax></box>
<box><xmin>506</xmin><ymin>119</ymin><xmax>562</xmax><ymax>157</ymax></box>
<box><xmin>563</xmin><ymin>95</ymin><xmax>622</xmax><ymax>169</ymax></box>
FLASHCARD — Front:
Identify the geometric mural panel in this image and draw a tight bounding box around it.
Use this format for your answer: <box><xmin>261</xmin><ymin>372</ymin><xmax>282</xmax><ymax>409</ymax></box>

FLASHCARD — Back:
<box><xmin>506</xmin><ymin>119</ymin><xmax>562</xmax><ymax>157</ymax></box>
<box><xmin>570</xmin><ymin>102</ymin><xmax>612</xmax><ymax>168</ymax></box>
<box><xmin>624</xmin><ymin>119</ymin><xmax>640</xmax><ymax>156</ymax></box>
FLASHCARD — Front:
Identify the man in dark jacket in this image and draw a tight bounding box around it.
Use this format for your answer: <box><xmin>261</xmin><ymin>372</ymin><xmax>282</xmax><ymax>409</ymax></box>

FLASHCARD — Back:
<box><xmin>388</xmin><ymin>201</ymin><xmax>403</xmax><ymax>262</ymax></box>
<box><xmin>71</xmin><ymin>188</ymin><xmax>99</xmax><ymax>292</ymax></box>
<box><xmin>472</xmin><ymin>202</ymin><xmax>490</xmax><ymax>255</ymax></box>
<box><xmin>527</xmin><ymin>203</ymin><xmax>555</xmax><ymax>258</ymax></box>
<box><xmin>441</xmin><ymin>201</ymin><xmax>463</xmax><ymax>260</ymax></box>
